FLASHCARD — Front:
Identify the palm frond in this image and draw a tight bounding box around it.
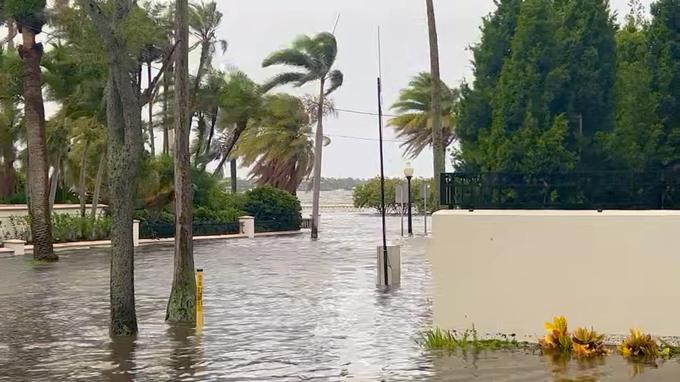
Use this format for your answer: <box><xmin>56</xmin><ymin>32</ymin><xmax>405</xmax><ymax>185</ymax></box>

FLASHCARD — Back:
<box><xmin>262</xmin><ymin>48</ymin><xmax>316</xmax><ymax>71</ymax></box>
<box><xmin>324</xmin><ymin>69</ymin><xmax>343</xmax><ymax>96</ymax></box>
<box><xmin>261</xmin><ymin>72</ymin><xmax>308</xmax><ymax>93</ymax></box>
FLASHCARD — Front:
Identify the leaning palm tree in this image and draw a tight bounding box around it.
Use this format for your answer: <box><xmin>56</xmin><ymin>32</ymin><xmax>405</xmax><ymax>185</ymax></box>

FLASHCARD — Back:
<box><xmin>389</xmin><ymin>72</ymin><xmax>459</xmax><ymax>159</ymax></box>
<box><xmin>426</xmin><ymin>0</ymin><xmax>444</xmax><ymax>210</ymax></box>
<box><xmin>234</xmin><ymin>94</ymin><xmax>314</xmax><ymax>194</ymax></box>
<box><xmin>211</xmin><ymin>71</ymin><xmax>263</xmax><ymax>193</ymax></box>
<box><xmin>262</xmin><ymin>32</ymin><xmax>343</xmax><ymax>239</ymax></box>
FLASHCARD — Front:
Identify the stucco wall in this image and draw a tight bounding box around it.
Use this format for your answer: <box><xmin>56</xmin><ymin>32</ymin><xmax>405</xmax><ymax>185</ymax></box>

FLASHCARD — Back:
<box><xmin>427</xmin><ymin>210</ymin><xmax>680</xmax><ymax>339</ymax></box>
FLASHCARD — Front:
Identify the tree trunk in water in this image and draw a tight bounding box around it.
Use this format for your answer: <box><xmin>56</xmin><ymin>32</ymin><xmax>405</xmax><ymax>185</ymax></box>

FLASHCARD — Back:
<box><xmin>20</xmin><ymin>29</ymin><xmax>56</xmax><ymax>261</ymax></box>
<box><xmin>426</xmin><ymin>0</ymin><xmax>444</xmax><ymax>211</ymax></box>
<box><xmin>79</xmin><ymin>140</ymin><xmax>90</xmax><ymax>217</ymax></box>
<box><xmin>106</xmin><ymin>68</ymin><xmax>142</xmax><ymax>336</ymax></box>
<box><xmin>91</xmin><ymin>153</ymin><xmax>105</xmax><ymax>221</ymax></box>
<box><xmin>230</xmin><ymin>159</ymin><xmax>237</xmax><ymax>194</ymax></box>
<box><xmin>148</xmin><ymin>62</ymin><xmax>155</xmax><ymax>156</ymax></box>
<box><xmin>311</xmin><ymin>80</ymin><xmax>325</xmax><ymax>239</ymax></box>
<box><xmin>166</xmin><ymin>0</ymin><xmax>196</xmax><ymax>324</ymax></box>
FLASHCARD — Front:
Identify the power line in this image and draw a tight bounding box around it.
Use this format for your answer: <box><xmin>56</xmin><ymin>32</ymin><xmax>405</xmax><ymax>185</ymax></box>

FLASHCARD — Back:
<box><xmin>324</xmin><ymin>133</ymin><xmax>405</xmax><ymax>144</ymax></box>
<box><xmin>335</xmin><ymin>107</ymin><xmax>398</xmax><ymax>118</ymax></box>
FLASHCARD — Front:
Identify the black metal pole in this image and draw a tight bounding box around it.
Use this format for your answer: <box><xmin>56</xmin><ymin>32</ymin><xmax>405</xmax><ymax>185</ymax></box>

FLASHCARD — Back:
<box><xmin>407</xmin><ymin>176</ymin><xmax>413</xmax><ymax>236</ymax></box>
<box><xmin>377</xmin><ymin>77</ymin><xmax>389</xmax><ymax>286</ymax></box>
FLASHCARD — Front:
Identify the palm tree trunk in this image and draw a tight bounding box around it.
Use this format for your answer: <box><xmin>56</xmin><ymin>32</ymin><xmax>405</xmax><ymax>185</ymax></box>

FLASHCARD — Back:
<box><xmin>91</xmin><ymin>152</ymin><xmax>105</xmax><ymax>220</ymax></box>
<box><xmin>148</xmin><ymin>62</ymin><xmax>156</xmax><ymax>156</ymax></box>
<box><xmin>49</xmin><ymin>160</ymin><xmax>59</xmax><ymax>213</ymax></box>
<box><xmin>79</xmin><ymin>140</ymin><xmax>90</xmax><ymax>217</ymax></box>
<box><xmin>230</xmin><ymin>159</ymin><xmax>237</xmax><ymax>194</ymax></box>
<box><xmin>6</xmin><ymin>22</ymin><xmax>16</xmax><ymax>51</ymax></box>
<box><xmin>311</xmin><ymin>80</ymin><xmax>325</xmax><ymax>239</ymax></box>
<box><xmin>167</xmin><ymin>0</ymin><xmax>196</xmax><ymax>324</ymax></box>
<box><xmin>20</xmin><ymin>28</ymin><xmax>56</xmax><ymax>261</ymax></box>
<box><xmin>212</xmin><ymin>121</ymin><xmax>247</xmax><ymax>177</ymax></box>
<box><xmin>204</xmin><ymin>109</ymin><xmax>217</xmax><ymax>157</ymax></box>
<box><xmin>426</xmin><ymin>0</ymin><xmax>444</xmax><ymax>211</ymax></box>
<box><xmin>162</xmin><ymin>61</ymin><xmax>172</xmax><ymax>156</ymax></box>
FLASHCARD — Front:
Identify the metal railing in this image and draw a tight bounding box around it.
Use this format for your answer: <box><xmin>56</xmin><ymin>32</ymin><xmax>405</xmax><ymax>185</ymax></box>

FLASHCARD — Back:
<box><xmin>139</xmin><ymin>221</ymin><xmax>241</xmax><ymax>240</ymax></box>
<box><xmin>440</xmin><ymin>172</ymin><xmax>680</xmax><ymax>210</ymax></box>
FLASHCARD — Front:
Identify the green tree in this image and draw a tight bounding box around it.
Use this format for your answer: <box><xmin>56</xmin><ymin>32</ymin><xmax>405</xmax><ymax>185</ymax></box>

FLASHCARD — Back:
<box><xmin>554</xmin><ymin>0</ymin><xmax>617</xmax><ymax>168</ymax></box>
<box><xmin>598</xmin><ymin>10</ymin><xmax>662</xmax><ymax>171</ymax></box>
<box><xmin>389</xmin><ymin>72</ymin><xmax>458</xmax><ymax>159</ymax></box>
<box><xmin>0</xmin><ymin>47</ymin><xmax>22</xmax><ymax>200</ymax></box>
<box><xmin>234</xmin><ymin>94</ymin><xmax>314</xmax><ymax>194</ymax></box>
<box><xmin>210</xmin><ymin>71</ymin><xmax>263</xmax><ymax>192</ymax></box>
<box><xmin>648</xmin><ymin>0</ymin><xmax>680</xmax><ymax>169</ymax></box>
<box><xmin>189</xmin><ymin>0</ymin><xmax>227</xmax><ymax>96</ymax></box>
<box><xmin>456</xmin><ymin>0</ymin><xmax>522</xmax><ymax>170</ymax></box>
<box><xmin>477</xmin><ymin>0</ymin><xmax>578</xmax><ymax>173</ymax></box>
<box><xmin>4</xmin><ymin>0</ymin><xmax>57</xmax><ymax>261</ymax></box>
<box><xmin>261</xmin><ymin>32</ymin><xmax>343</xmax><ymax>239</ymax></box>
<box><xmin>166</xmin><ymin>0</ymin><xmax>196</xmax><ymax>324</ymax></box>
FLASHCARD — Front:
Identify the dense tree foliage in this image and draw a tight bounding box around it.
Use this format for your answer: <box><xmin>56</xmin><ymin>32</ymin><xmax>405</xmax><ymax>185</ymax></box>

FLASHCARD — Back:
<box><xmin>452</xmin><ymin>0</ymin><xmax>680</xmax><ymax>176</ymax></box>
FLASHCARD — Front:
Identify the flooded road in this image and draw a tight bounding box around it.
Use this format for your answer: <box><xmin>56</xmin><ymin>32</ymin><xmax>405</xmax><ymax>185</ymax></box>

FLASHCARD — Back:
<box><xmin>1</xmin><ymin>211</ymin><xmax>680</xmax><ymax>381</ymax></box>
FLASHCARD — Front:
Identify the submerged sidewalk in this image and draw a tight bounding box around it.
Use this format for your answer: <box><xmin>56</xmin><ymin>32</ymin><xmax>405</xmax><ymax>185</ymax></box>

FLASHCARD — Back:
<box><xmin>2</xmin><ymin>230</ymin><xmax>305</xmax><ymax>257</ymax></box>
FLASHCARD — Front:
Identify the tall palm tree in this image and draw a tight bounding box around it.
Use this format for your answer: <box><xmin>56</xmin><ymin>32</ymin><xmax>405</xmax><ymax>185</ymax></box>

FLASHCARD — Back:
<box><xmin>426</xmin><ymin>0</ymin><xmax>444</xmax><ymax>210</ymax></box>
<box><xmin>211</xmin><ymin>71</ymin><xmax>262</xmax><ymax>193</ymax></box>
<box><xmin>189</xmin><ymin>1</ymin><xmax>227</xmax><ymax>97</ymax></box>
<box><xmin>389</xmin><ymin>72</ymin><xmax>459</xmax><ymax>159</ymax></box>
<box><xmin>167</xmin><ymin>0</ymin><xmax>196</xmax><ymax>324</ymax></box>
<box><xmin>235</xmin><ymin>94</ymin><xmax>314</xmax><ymax>194</ymax></box>
<box><xmin>8</xmin><ymin>0</ymin><xmax>57</xmax><ymax>260</ymax></box>
<box><xmin>192</xmin><ymin>70</ymin><xmax>224</xmax><ymax>164</ymax></box>
<box><xmin>262</xmin><ymin>32</ymin><xmax>343</xmax><ymax>239</ymax></box>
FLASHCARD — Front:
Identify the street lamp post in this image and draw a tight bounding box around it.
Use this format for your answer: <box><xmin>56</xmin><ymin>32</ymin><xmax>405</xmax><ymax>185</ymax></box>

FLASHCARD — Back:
<box><xmin>404</xmin><ymin>162</ymin><xmax>414</xmax><ymax>236</ymax></box>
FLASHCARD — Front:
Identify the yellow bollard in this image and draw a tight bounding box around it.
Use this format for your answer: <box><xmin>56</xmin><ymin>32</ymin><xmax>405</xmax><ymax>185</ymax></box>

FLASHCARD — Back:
<box><xmin>196</xmin><ymin>268</ymin><xmax>204</xmax><ymax>330</ymax></box>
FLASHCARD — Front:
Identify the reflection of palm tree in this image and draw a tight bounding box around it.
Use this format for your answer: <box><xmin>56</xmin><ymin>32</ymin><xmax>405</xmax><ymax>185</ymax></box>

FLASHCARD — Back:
<box><xmin>262</xmin><ymin>32</ymin><xmax>344</xmax><ymax>239</ymax></box>
<box><xmin>234</xmin><ymin>94</ymin><xmax>314</xmax><ymax>194</ymax></box>
<box><xmin>389</xmin><ymin>72</ymin><xmax>458</xmax><ymax>159</ymax></box>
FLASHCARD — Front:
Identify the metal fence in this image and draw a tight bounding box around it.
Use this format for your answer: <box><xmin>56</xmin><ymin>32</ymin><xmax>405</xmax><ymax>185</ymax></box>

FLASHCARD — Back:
<box><xmin>139</xmin><ymin>221</ymin><xmax>241</xmax><ymax>240</ymax></box>
<box><xmin>440</xmin><ymin>172</ymin><xmax>680</xmax><ymax>210</ymax></box>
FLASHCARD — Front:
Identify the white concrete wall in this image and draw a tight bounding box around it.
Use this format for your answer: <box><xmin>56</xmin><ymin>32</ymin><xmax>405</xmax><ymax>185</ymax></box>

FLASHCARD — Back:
<box><xmin>427</xmin><ymin>210</ymin><xmax>680</xmax><ymax>339</ymax></box>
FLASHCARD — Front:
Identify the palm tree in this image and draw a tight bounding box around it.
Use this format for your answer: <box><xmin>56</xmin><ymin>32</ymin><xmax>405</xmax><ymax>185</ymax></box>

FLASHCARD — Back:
<box><xmin>262</xmin><ymin>32</ymin><xmax>343</xmax><ymax>239</ymax></box>
<box><xmin>189</xmin><ymin>1</ymin><xmax>227</xmax><ymax>97</ymax></box>
<box><xmin>235</xmin><ymin>94</ymin><xmax>314</xmax><ymax>194</ymax></box>
<box><xmin>192</xmin><ymin>70</ymin><xmax>224</xmax><ymax>164</ymax></box>
<box><xmin>426</xmin><ymin>0</ymin><xmax>444</xmax><ymax>210</ymax></box>
<box><xmin>389</xmin><ymin>72</ymin><xmax>459</xmax><ymax>159</ymax></box>
<box><xmin>166</xmin><ymin>0</ymin><xmax>196</xmax><ymax>324</ymax></box>
<box><xmin>8</xmin><ymin>1</ymin><xmax>57</xmax><ymax>260</ymax></box>
<box><xmin>211</xmin><ymin>71</ymin><xmax>262</xmax><ymax>193</ymax></box>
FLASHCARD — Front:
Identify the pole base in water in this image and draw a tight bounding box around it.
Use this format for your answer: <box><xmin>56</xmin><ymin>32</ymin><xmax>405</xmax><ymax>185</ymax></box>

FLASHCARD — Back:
<box><xmin>377</xmin><ymin>245</ymin><xmax>401</xmax><ymax>287</ymax></box>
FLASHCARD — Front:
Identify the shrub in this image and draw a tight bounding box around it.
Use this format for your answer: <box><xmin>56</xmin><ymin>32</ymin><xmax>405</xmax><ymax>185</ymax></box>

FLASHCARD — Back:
<box><xmin>243</xmin><ymin>186</ymin><xmax>301</xmax><ymax>232</ymax></box>
<box><xmin>619</xmin><ymin>329</ymin><xmax>659</xmax><ymax>359</ymax></box>
<box><xmin>193</xmin><ymin>206</ymin><xmax>241</xmax><ymax>223</ymax></box>
<box><xmin>539</xmin><ymin>316</ymin><xmax>572</xmax><ymax>353</ymax></box>
<box><xmin>572</xmin><ymin>327</ymin><xmax>609</xmax><ymax>358</ymax></box>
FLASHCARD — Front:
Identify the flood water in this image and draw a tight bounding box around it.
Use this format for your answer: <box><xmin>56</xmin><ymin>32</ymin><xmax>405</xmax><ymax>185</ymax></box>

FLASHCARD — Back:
<box><xmin>1</xmin><ymin>211</ymin><xmax>680</xmax><ymax>381</ymax></box>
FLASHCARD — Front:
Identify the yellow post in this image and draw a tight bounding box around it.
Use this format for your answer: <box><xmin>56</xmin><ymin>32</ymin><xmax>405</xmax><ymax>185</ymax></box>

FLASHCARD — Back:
<box><xmin>196</xmin><ymin>268</ymin><xmax>204</xmax><ymax>330</ymax></box>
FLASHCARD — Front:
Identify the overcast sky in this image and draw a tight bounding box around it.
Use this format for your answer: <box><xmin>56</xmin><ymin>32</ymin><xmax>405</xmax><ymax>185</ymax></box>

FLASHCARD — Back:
<box><xmin>213</xmin><ymin>0</ymin><xmax>652</xmax><ymax>179</ymax></box>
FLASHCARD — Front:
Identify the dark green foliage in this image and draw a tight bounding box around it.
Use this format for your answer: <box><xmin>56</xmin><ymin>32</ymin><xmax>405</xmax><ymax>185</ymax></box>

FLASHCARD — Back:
<box><xmin>243</xmin><ymin>186</ymin><xmax>301</xmax><ymax>232</ymax></box>
<box><xmin>0</xmin><ymin>214</ymin><xmax>111</xmax><ymax>243</ymax></box>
